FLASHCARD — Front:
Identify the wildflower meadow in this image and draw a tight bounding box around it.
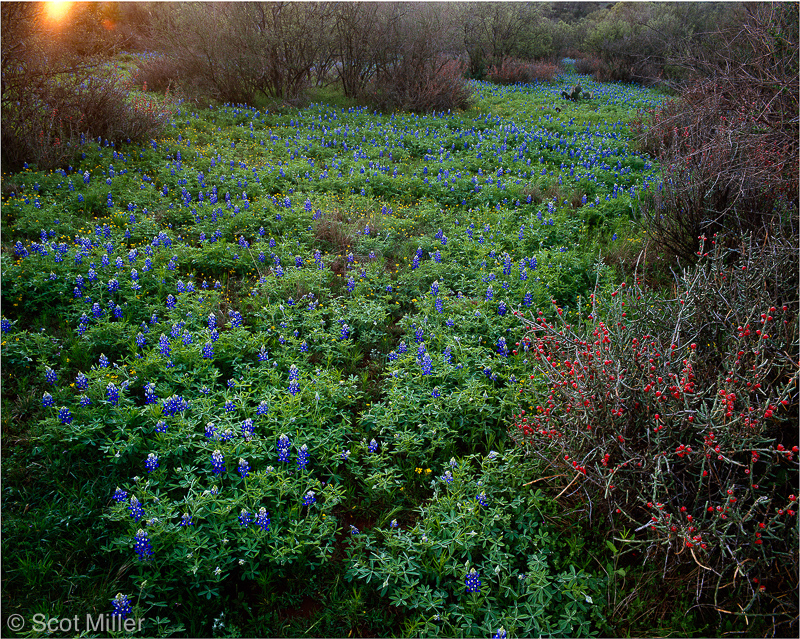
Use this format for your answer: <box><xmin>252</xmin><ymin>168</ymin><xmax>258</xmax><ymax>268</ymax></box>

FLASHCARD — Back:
<box><xmin>2</xmin><ymin>58</ymin><xmax>797</xmax><ymax>638</ymax></box>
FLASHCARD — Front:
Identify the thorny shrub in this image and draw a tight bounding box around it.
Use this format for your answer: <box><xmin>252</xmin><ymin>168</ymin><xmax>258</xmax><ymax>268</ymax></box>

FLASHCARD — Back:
<box><xmin>486</xmin><ymin>58</ymin><xmax>558</xmax><ymax>85</ymax></box>
<box><xmin>511</xmin><ymin>234</ymin><xmax>798</xmax><ymax>630</ymax></box>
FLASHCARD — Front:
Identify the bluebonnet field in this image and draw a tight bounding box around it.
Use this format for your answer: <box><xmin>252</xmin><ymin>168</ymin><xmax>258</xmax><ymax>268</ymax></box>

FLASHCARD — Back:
<box><xmin>1</xmin><ymin>72</ymin><xmax>666</xmax><ymax>637</ymax></box>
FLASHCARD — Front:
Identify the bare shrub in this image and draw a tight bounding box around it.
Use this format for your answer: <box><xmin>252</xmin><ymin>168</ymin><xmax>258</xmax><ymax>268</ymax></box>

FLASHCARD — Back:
<box><xmin>147</xmin><ymin>3</ymin><xmax>331</xmax><ymax>104</ymax></box>
<box><xmin>632</xmin><ymin>3</ymin><xmax>798</xmax><ymax>264</ymax></box>
<box><xmin>486</xmin><ymin>57</ymin><xmax>558</xmax><ymax>84</ymax></box>
<box><xmin>574</xmin><ymin>56</ymin><xmax>602</xmax><ymax>78</ymax></box>
<box><xmin>369</xmin><ymin>57</ymin><xmax>472</xmax><ymax>114</ymax></box>
<box><xmin>128</xmin><ymin>53</ymin><xmax>182</xmax><ymax>94</ymax></box>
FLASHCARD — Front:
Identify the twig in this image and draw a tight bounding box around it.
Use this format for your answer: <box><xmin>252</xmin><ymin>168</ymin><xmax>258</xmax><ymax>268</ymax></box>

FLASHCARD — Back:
<box><xmin>555</xmin><ymin>473</ymin><xmax>581</xmax><ymax>500</ymax></box>
<box><xmin>523</xmin><ymin>473</ymin><xmax>566</xmax><ymax>486</ymax></box>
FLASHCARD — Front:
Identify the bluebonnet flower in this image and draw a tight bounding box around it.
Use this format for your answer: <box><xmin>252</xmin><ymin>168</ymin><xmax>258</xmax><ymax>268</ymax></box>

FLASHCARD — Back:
<box><xmin>224</xmin><ymin>399</ymin><xmax>236</xmax><ymax>413</ymax></box>
<box><xmin>300</xmin><ymin>340</ymin><xmax>308</xmax><ymax>353</ymax></box>
<box><xmin>112</xmin><ymin>487</ymin><xmax>128</xmax><ymax>503</ymax></box>
<box><xmin>128</xmin><ymin>496</ymin><xmax>145</xmax><ymax>521</ymax></box>
<box><xmin>431</xmin><ymin>387</ymin><xmax>441</xmax><ymax>398</ymax></box>
<box><xmin>179</xmin><ymin>512</ymin><xmax>194</xmax><ymax>527</ymax></box>
<box><xmin>523</xmin><ymin>291</ymin><xmax>533</xmax><ymax>307</ymax></box>
<box><xmin>256</xmin><ymin>400</ymin><xmax>269</xmax><ymax>416</ymax></box>
<box><xmin>220</xmin><ymin>428</ymin><xmax>234</xmax><ymax>442</ymax></box>
<box><xmin>210</xmin><ymin>328</ymin><xmax>219</xmax><ymax>342</ymax></box>
<box><xmin>341</xmin><ymin>449</ymin><xmax>351</xmax><ymax>460</ymax></box>
<box><xmin>390</xmin><ymin>519</ymin><xmax>399</xmax><ymax>529</ymax></box>
<box><xmin>182</xmin><ymin>331</ymin><xmax>193</xmax><ymax>346</ymax></box>
<box><xmin>105</xmin><ymin>383</ymin><xmax>120</xmax><ymax>405</ymax></box>
<box><xmin>211</xmin><ymin>450</ymin><xmax>226</xmax><ymax>474</ymax></box>
<box><xmin>297</xmin><ymin>444</ymin><xmax>309</xmax><ymax>469</ymax></box>
<box><xmin>493</xmin><ymin>627</ymin><xmax>507</xmax><ymax>639</ymax></box>
<box><xmin>288</xmin><ymin>379</ymin><xmax>300</xmax><ymax>396</ymax></box>
<box><xmin>255</xmin><ymin>507</ymin><xmax>270</xmax><ymax>531</ymax></box>
<box><xmin>145</xmin><ymin>453</ymin><xmax>159</xmax><ymax>473</ymax></box>
<box><xmin>497</xmin><ymin>337</ymin><xmax>509</xmax><ymax>356</ymax></box>
<box><xmin>98</xmin><ymin>353</ymin><xmax>111</xmax><ymax>370</ymax></box>
<box><xmin>208</xmin><ymin>313</ymin><xmax>216</xmax><ymax>330</ymax></box>
<box><xmin>45</xmin><ymin>367</ymin><xmax>58</xmax><ymax>386</ymax></box>
<box><xmin>277</xmin><ymin>434</ymin><xmax>291</xmax><ymax>462</ymax></box>
<box><xmin>238</xmin><ymin>458</ymin><xmax>251</xmax><ymax>478</ymax></box>
<box><xmin>201</xmin><ymin>341</ymin><xmax>214</xmax><ymax>359</ymax></box>
<box><xmin>112</xmin><ymin>593</ymin><xmax>132</xmax><ymax>619</ymax></box>
<box><xmin>238</xmin><ymin>509</ymin><xmax>253</xmax><ymax>527</ymax></box>
<box><xmin>350</xmin><ymin>525</ymin><xmax>360</xmax><ymax>535</ymax></box>
<box><xmin>240</xmin><ymin>417</ymin><xmax>255</xmax><ymax>440</ymax></box>
<box><xmin>347</xmin><ymin>276</ymin><xmax>355</xmax><ymax>293</ymax></box>
<box><xmin>229</xmin><ymin>310</ymin><xmax>243</xmax><ymax>327</ymax></box>
<box><xmin>107</xmin><ymin>278</ymin><xmax>119</xmax><ymax>294</ymax></box>
<box><xmin>92</xmin><ymin>302</ymin><xmax>103</xmax><ymax>319</ymax></box>
<box><xmin>498</xmin><ymin>301</ymin><xmax>507</xmax><ymax>316</ymax></box>
<box><xmin>42</xmin><ymin>392</ymin><xmax>55</xmax><ymax>408</ymax></box>
<box><xmin>258</xmin><ymin>345</ymin><xmax>269</xmax><ymax>362</ymax></box>
<box><xmin>368</xmin><ymin>439</ymin><xmax>379</xmax><ymax>453</ymax></box>
<box><xmin>166</xmin><ymin>294</ymin><xmax>176</xmax><ymax>309</ymax></box>
<box><xmin>158</xmin><ymin>334</ymin><xmax>171</xmax><ymax>358</ymax></box>
<box><xmin>133</xmin><ymin>529</ymin><xmax>153</xmax><ymax>561</ymax></box>
<box><xmin>398</xmin><ymin>341</ymin><xmax>407</xmax><ymax>354</ymax></box>
<box><xmin>486</xmin><ymin>285</ymin><xmax>494</xmax><ymax>301</ymax></box>
<box><xmin>162</xmin><ymin>394</ymin><xmax>189</xmax><ymax>416</ymax></box>
<box><xmin>303</xmin><ymin>491</ymin><xmax>316</xmax><ymax>506</ymax></box>
<box><xmin>420</xmin><ymin>353</ymin><xmax>433</xmax><ymax>376</ymax></box>
<box><xmin>476</xmin><ymin>491</ymin><xmax>489</xmax><ymax>507</ymax></box>
<box><xmin>440</xmin><ymin>470</ymin><xmax>454</xmax><ymax>484</ymax></box>
<box><xmin>435</xmin><ymin>298</ymin><xmax>443</xmax><ymax>314</ymax></box>
<box><xmin>465</xmin><ymin>568</ymin><xmax>481</xmax><ymax>593</ymax></box>
<box><xmin>431</xmin><ymin>282</ymin><xmax>440</xmax><ymax>301</ymax></box>
<box><xmin>340</xmin><ymin>324</ymin><xmax>350</xmax><ymax>340</ymax></box>
<box><xmin>155</xmin><ymin>420</ymin><xmax>167</xmax><ymax>433</ymax></box>
<box><xmin>59</xmin><ymin>406</ymin><xmax>73</xmax><ymax>424</ymax></box>
<box><xmin>205</xmin><ymin>422</ymin><xmax>217</xmax><ymax>439</ymax></box>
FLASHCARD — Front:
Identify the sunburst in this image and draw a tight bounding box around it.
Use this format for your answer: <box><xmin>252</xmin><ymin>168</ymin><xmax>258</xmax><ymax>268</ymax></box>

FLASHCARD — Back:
<box><xmin>43</xmin><ymin>1</ymin><xmax>73</xmax><ymax>25</ymax></box>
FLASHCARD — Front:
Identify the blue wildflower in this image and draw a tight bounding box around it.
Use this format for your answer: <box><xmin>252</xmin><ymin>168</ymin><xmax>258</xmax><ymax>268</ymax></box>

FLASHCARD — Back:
<box><xmin>128</xmin><ymin>496</ymin><xmax>145</xmax><ymax>521</ymax></box>
<box><xmin>111</xmin><ymin>593</ymin><xmax>132</xmax><ymax>620</ymax></box>
<box><xmin>465</xmin><ymin>568</ymin><xmax>481</xmax><ymax>593</ymax></box>
<box><xmin>106</xmin><ymin>383</ymin><xmax>120</xmax><ymax>405</ymax></box>
<box><xmin>297</xmin><ymin>444</ymin><xmax>309</xmax><ymax>470</ymax></box>
<box><xmin>238</xmin><ymin>458</ymin><xmax>251</xmax><ymax>478</ymax></box>
<box><xmin>238</xmin><ymin>508</ymin><xmax>253</xmax><ymax>527</ymax></box>
<box><xmin>255</xmin><ymin>507</ymin><xmax>270</xmax><ymax>531</ymax></box>
<box><xmin>144</xmin><ymin>453</ymin><xmax>159</xmax><ymax>473</ymax></box>
<box><xmin>277</xmin><ymin>434</ymin><xmax>291</xmax><ymax>463</ymax></box>
<box><xmin>133</xmin><ymin>529</ymin><xmax>153</xmax><ymax>561</ymax></box>
<box><xmin>211</xmin><ymin>450</ymin><xmax>226</xmax><ymax>475</ymax></box>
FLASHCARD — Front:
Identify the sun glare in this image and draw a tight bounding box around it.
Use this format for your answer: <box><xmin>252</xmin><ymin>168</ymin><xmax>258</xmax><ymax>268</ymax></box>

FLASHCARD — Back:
<box><xmin>43</xmin><ymin>1</ymin><xmax>73</xmax><ymax>24</ymax></box>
